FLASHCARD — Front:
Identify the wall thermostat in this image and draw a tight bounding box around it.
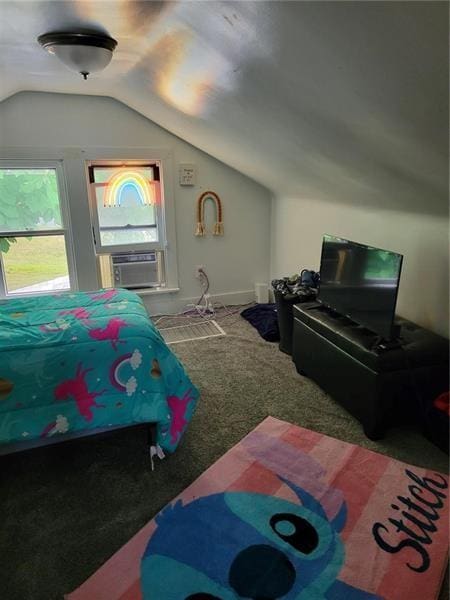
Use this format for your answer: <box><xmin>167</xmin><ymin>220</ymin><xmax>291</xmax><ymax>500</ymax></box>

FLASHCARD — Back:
<box><xmin>179</xmin><ymin>163</ymin><xmax>196</xmax><ymax>186</ymax></box>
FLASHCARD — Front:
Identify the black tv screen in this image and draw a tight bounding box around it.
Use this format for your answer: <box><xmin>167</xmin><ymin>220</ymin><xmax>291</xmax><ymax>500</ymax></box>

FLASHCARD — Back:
<box><xmin>318</xmin><ymin>235</ymin><xmax>403</xmax><ymax>339</ymax></box>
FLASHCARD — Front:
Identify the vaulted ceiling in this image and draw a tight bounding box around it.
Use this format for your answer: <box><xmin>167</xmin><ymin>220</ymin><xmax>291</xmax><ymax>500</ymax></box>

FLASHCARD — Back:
<box><xmin>0</xmin><ymin>1</ymin><xmax>447</xmax><ymax>213</ymax></box>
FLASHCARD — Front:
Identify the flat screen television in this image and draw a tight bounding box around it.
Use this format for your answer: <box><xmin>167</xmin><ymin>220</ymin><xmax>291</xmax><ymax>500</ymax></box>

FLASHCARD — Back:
<box><xmin>317</xmin><ymin>235</ymin><xmax>403</xmax><ymax>340</ymax></box>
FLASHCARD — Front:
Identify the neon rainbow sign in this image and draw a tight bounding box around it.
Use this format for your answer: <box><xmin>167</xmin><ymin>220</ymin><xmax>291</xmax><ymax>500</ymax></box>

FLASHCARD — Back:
<box><xmin>103</xmin><ymin>170</ymin><xmax>158</xmax><ymax>208</ymax></box>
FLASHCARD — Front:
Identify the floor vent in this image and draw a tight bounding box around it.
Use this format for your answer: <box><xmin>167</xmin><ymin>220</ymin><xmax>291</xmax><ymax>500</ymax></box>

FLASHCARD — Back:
<box><xmin>159</xmin><ymin>320</ymin><xmax>226</xmax><ymax>344</ymax></box>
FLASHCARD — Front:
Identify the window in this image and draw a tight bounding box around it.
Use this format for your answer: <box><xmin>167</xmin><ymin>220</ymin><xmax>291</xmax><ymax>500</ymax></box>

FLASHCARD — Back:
<box><xmin>88</xmin><ymin>163</ymin><xmax>164</xmax><ymax>253</ymax></box>
<box><xmin>87</xmin><ymin>161</ymin><xmax>170</xmax><ymax>289</ymax></box>
<box><xmin>0</xmin><ymin>163</ymin><xmax>75</xmax><ymax>296</ymax></box>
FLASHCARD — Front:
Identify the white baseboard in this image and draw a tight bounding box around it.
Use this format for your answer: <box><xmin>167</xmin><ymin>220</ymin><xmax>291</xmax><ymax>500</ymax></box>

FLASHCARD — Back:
<box><xmin>141</xmin><ymin>289</ymin><xmax>256</xmax><ymax>316</ymax></box>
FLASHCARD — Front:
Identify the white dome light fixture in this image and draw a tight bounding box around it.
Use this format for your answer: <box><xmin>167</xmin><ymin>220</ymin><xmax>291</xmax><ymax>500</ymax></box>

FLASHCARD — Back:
<box><xmin>38</xmin><ymin>31</ymin><xmax>118</xmax><ymax>80</ymax></box>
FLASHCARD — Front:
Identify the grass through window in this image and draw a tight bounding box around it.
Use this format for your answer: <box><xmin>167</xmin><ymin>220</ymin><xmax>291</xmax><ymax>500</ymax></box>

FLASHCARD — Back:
<box><xmin>2</xmin><ymin>236</ymin><xmax>69</xmax><ymax>292</ymax></box>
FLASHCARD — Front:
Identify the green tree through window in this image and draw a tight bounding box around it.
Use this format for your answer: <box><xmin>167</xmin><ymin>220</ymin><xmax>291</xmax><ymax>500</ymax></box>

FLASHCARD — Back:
<box><xmin>0</xmin><ymin>169</ymin><xmax>62</xmax><ymax>253</ymax></box>
<box><xmin>0</xmin><ymin>167</ymin><xmax>71</xmax><ymax>295</ymax></box>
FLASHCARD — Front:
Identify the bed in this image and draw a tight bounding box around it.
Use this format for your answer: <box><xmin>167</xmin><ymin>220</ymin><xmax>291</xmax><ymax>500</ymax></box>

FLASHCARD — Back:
<box><xmin>0</xmin><ymin>288</ymin><xmax>199</xmax><ymax>456</ymax></box>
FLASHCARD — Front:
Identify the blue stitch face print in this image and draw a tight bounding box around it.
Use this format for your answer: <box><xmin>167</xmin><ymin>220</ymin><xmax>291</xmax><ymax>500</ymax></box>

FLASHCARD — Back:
<box><xmin>140</xmin><ymin>477</ymin><xmax>381</xmax><ymax>600</ymax></box>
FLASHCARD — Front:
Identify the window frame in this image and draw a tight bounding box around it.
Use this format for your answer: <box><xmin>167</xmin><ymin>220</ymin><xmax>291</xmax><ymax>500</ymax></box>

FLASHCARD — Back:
<box><xmin>0</xmin><ymin>159</ymin><xmax>78</xmax><ymax>298</ymax></box>
<box><xmin>86</xmin><ymin>160</ymin><xmax>165</xmax><ymax>254</ymax></box>
<box><xmin>83</xmin><ymin>149</ymin><xmax>178</xmax><ymax>291</ymax></box>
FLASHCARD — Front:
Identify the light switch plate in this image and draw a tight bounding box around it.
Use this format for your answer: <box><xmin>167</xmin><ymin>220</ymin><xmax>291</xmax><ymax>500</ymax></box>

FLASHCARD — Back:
<box><xmin>179</xmin><ymin>163</ymin><xmax>196</xmax><ymax>186</ymax></box>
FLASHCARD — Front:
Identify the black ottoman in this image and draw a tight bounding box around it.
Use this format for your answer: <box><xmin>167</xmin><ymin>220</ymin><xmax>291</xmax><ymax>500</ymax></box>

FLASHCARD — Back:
<box><xmin>292</xmin><ymin>303</ymin><xmax>449</xmax><ymax>440</ymax></box>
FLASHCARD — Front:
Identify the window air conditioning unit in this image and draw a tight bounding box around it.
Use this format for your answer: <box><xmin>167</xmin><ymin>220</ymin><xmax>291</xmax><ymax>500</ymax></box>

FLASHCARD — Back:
<box><xmin>110</xmin><ymin>252</ymin><xmax>161</xmax><ymax>289</ymax></box>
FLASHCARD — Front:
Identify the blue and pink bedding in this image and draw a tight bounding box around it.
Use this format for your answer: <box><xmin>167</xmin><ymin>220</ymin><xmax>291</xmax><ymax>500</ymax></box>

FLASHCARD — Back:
<box><xmin>0</xmin><ymin>288</ymin><xmax>199</xmax><ymax>452</ymax></box>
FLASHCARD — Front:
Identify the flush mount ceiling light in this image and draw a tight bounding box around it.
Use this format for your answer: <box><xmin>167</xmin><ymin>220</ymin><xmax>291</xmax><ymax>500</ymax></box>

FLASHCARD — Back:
<box><xmin>38</xmin><ymin>31</ymin><xmax>118</xmax><ymax>80</ymax></box>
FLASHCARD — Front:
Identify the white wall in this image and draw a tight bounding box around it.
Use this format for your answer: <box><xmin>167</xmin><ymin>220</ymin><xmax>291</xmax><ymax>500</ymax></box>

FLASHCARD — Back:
<box><xmin>271</xmin><ymin>196</ymin><xmax>449</xmax><ymax>338</ymax></box>
<box><xmin>0</xmin><ymin>92</ymin><xmax>272</xmax><ymax>313</ymax></box>
<box><xmin>1</xmin><ymin>92</ymin><xmax>447</xmax><ymax>336</ymax></box>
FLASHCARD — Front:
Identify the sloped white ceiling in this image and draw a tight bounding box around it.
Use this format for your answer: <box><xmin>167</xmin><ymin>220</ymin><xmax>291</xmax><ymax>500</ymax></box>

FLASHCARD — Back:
<box><xmin>0</xmin><ymin>1</ymin><xmax>447</xmax><ymax>213</ymax></box>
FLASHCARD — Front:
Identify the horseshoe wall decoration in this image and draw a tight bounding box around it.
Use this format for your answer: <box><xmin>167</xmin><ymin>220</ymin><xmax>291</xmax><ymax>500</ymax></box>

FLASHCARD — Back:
<box><xmin>195</xmin><ymin>191</ymin><xmax>224</xmax><ymax>236</ymax></box>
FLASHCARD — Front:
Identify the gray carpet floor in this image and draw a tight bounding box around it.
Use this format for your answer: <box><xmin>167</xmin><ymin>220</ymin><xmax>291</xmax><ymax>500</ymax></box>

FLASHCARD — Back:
<box><xmin>1</xmin><ymin>312</ymin><xmax>448</xmax><ymax>599</ymax></box>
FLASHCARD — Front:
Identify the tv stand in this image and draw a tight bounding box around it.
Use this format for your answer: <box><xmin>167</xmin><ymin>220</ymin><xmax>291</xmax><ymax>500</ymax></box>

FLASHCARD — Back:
<box><xmin>292</xmin><ymin>302</ymin><xmax>448</xmax><ymax>440</ymax></box>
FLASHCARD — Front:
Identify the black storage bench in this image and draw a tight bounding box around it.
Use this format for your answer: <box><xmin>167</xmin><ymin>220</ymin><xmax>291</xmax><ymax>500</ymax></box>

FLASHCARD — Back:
<box><xmin>292</xmin><ymin>302</ymin><xmax>449</xmax><ymax>440</ymax></box>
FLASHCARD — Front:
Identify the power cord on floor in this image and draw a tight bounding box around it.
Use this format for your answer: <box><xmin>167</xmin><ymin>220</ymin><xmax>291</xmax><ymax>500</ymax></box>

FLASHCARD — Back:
<box><xmin>153</xmin><ymin>302</ymin><xmax>255</xmax><ymax>327</ymax></box>
<box><xmin>187</xmin><ymin>267</ymin><xmax>214</xmax><ymax>316</ymax></box>
<box><xmin>152</xmin><ymin>266</ymin><xmax>254</xmax><ymax>326</ymax></box>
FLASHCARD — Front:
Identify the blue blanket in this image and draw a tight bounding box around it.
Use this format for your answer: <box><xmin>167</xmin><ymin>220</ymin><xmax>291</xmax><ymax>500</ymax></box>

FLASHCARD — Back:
<box><xmin>0</xmin><ymin>288</ymin><xmax>199</xmax><ymax>452</ymax></box>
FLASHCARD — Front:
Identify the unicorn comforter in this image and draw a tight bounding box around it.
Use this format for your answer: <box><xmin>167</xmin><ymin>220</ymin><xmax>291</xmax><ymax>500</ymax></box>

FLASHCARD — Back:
<box><xmin>0</xmin><ymin>288</ymin><xmax>199</xmax><ymax>452</ymax></box>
